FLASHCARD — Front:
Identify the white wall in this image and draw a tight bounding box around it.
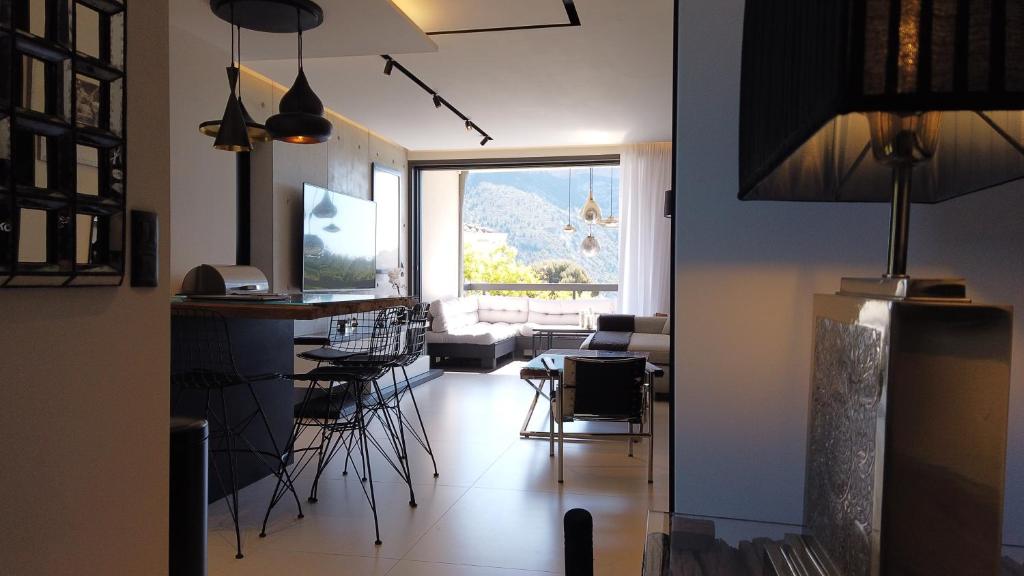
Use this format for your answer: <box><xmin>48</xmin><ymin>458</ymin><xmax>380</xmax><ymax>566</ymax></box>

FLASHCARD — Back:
<box><xmin>0</xmin><ymin>2</ymin><xmax>171</xmax><ymax>573</ymax></box>
<box><xmin>420</xmin><ymin>170</ymin><xmax>462</xmax><ymax>302</ymax></box>
<box><xmin>168</xmin><ymin>23</ymin><xmax>235</xmax><ymax>292</ymax></box>
<box><xmin>674</xmin><ymin>0</ymin><xmax>1024</xmax><ymax>545</ymax></box>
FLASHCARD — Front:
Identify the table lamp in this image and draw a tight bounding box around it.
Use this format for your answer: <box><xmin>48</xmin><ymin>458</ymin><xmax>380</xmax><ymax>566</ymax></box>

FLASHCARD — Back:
<box><xmin>740</xmin><ymin>1</ymin><xmax>1019</xmax><ymax>574</ymax></box>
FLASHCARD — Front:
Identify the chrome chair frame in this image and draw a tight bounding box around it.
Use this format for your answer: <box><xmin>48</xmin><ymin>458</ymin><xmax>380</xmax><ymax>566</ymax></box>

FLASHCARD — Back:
<box><xmin>551</xmin><ymin>355</ymin><xmax>654</xmax><ymax>484</ymax></box>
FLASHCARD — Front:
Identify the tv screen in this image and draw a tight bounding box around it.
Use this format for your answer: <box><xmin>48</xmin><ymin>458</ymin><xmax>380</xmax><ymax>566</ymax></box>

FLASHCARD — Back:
<box><xmin>302</xmin><ymin>183</ymin><xmax>376</xmax><ymax>291</ymax></box>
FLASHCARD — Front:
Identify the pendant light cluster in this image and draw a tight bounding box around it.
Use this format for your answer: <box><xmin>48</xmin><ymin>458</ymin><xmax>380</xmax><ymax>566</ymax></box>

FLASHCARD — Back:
<box><xmin>562</xmin><ymin>166</ymin><xmax>619</xmax><ymax>257</ymax></box>
<box><xmin>380</xmin><ymin>55</ymin><xmax>494</xmax><ymax>147</ymax></box>
<box><xmin>201</xmin><ymin>0</ymin><xmax>332</xmax><ymax>151</ymax></box>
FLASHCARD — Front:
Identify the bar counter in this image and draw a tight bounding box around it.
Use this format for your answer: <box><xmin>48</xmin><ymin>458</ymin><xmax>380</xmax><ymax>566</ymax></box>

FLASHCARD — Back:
<box><xmin>171</xmin><ymin>293</ymin><xmax>416</xmax><ymax>500</ymax></box>
<box><xmin>171</xmin><ymin>293</ymin><xmax>416</xmax><ymax>320</ymax></box>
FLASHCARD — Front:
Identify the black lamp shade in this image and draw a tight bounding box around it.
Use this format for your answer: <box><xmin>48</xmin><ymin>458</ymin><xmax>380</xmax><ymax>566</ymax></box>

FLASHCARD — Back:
<box><xmin>200</xmin><ymin>100</ymin><xmax>271</xmax><ymax>142</ymax></box>
<box><xmin>213</xmin><ymin>67</ymin><xmax>252</xmax><ymax>152</ymax></box>
<box><xmin>740</xmin><ymin>0</ymin><xmax>1024</xmax><ymax>203</ymax></box>
<box><xmin>267</xmin><ymin>68</ymin><xmax>332</xmax><ymax>144</ymax></box>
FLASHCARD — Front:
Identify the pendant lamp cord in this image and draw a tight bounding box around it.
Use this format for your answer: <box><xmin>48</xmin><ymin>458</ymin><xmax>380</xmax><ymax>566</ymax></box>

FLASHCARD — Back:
<box><xmin>230</xmin><ymin>1</ymin><xmax>236</xmax><ymax>68</ymax></box>
<box><xmin>568</xmin><ymin>168</ymin><xmax>572</xmax><ymax>226</ymax></box>
<box><xmin>296</xmin><ymin>7</ymin><xmax>304</xmax><ymax>72</ymax></box>
<box><xmin>237</xmin><ymin>25</ymin><xmax>243</xmax><ymax>100</ymax></box>
<box><xmin>609</xmin><ymin>166</ymin><xmax>614</xmax><ymax>216</ymax></box>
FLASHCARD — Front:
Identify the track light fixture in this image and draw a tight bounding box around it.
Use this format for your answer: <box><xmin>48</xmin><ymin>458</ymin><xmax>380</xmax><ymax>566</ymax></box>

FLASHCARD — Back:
<box><xmin>379</xmin><ymin>54</ymin><xmax>493</xmax><ymax>146</ymax></box>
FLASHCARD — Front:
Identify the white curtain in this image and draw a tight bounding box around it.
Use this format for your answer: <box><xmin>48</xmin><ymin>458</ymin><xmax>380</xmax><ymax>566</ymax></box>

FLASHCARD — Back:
<box><xmin>618</xmin><ymin>142</ymin><xmax>672</xmax><ymax>315</ymax></box>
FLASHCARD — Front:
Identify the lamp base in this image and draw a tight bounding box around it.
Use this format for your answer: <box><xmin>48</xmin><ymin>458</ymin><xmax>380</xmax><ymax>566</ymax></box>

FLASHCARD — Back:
<box><xmin>838</xmin><ymin>276</ymin><xmax>968</xmax><ymax>301</ymax></box>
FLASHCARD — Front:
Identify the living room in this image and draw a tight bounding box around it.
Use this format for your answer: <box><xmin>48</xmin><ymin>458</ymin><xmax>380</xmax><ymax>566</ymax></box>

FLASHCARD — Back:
<box><xmin>2</xmin><ymin>1</ymin><xmax>1024</xmax><ymax>575</ymax></box>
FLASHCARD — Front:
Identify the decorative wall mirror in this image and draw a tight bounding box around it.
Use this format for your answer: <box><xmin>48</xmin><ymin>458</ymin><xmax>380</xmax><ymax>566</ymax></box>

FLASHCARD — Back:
<box><xmin>371</xmin><ymin>162</ymin><xmax>400</xmax><ymax>273</ymax></box>
<box><xmin>1</xmin><ymin>0</ymin><xmax>127</xmax><ymax>287</ymax></box>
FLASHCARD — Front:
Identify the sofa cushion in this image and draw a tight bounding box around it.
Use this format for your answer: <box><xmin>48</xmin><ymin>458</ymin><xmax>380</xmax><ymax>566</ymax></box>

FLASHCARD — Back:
<box><xmin>425</xmin><ymin>322</ymin><xmax>519</xmax><ymax>345</ymax></box>
<box><xmin>527</xmin><ymin>298</ymin><xmax>615</xmax><ymax>326</ymax></box>
<box><xmin>627</xmin><ymin>332</ymin><xmax>670</xmax><ymax>364</ymax></box>
<box><xmin>635</xmin><ymin>316</ymin><xmax>668</xmax><ymax>334</ymax></box>
<box><xmin>477</xmin><ymin>295</ymin><xmax>529</xmax><ymax>324</ymax></box>
<box><xmin>661</xmin><ymin>315</ymin><xmax>671</xmax><ymax>335</ymax></box>
<box><xmin>433</xmin><ymin>297</ymin><xmax>479</xmax><ymax>332</ymax></box>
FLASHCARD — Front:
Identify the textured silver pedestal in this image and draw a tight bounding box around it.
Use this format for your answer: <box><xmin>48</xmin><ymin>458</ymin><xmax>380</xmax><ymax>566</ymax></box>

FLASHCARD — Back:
<box><xmin>806</xmin><ymin>293</ymin><xmax>1012</xmax><ymax>576</ymax></box>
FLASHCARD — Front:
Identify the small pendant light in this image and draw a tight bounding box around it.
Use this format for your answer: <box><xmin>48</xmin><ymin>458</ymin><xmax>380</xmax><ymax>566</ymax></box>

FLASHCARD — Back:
<box><xmin>600</xmin><ymin>166</ymin><xmax>619</xmax><ymax>228</ymax></box>
<box><xmin>266</xmin><ymin>9</ymin><xmax>333</xmax><ymax>144</ymax></box>
<box><xmin>562</xmin><ymin>168</ymin><xmax>576</xmax><ymax>234</ymax></box>
<box><xmin>580</xmin><ymin>225</ymin><xmax>600</xmax><ymax>257</ymax></box>
<box><xmin>579</xmin><ymin>167</ymin><xmax>603</xmax><ymax>224</ymax></box>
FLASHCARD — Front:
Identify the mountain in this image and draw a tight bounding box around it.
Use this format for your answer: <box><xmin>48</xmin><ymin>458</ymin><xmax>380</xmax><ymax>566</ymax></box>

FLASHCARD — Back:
<box><xmin>463</xmin><ymin>170</ymin><xmax>621</xmax><ymax>283</ymax></box>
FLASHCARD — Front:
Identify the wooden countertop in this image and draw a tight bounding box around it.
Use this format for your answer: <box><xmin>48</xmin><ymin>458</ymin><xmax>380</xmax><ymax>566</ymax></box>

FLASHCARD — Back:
<box><xmin>171</xmin><ymin>293</ymin><xmax>416</xmax><ymax>320</ymax></box>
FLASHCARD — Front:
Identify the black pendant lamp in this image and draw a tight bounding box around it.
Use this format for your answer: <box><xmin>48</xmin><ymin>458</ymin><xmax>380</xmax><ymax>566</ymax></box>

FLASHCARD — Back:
<box><xmin>265</xmin><ymin>8</ymin><xmax>332</xmax><ymax>144</ymax></box>
<box><xmin>212</xmin><ymin>66</ymin><xmax>252</xmax><ymax>152</ymax></box>
<box><xmin>200</xmin><ymin>25</ymin><xmax>270</xmax><ymax>144</ymax></box>
<box><xmin>201</xmin><ymin>2</ymin><xmax>251</xmax><ymax>152</ymax></box>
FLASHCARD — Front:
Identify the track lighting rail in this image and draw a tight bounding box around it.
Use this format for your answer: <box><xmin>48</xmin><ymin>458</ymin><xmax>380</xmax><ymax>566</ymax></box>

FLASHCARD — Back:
<box><xmin>380</xmin><ymin>55</ymin><xmax>494</xmax><ymax>146</ymax></box>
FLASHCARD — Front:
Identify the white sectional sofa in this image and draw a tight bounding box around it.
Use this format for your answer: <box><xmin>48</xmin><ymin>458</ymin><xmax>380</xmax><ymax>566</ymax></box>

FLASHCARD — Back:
<box><xmin>427</xmin><ymin>295</ymin><xmax>615</xmax><ymax>369</ymax></box>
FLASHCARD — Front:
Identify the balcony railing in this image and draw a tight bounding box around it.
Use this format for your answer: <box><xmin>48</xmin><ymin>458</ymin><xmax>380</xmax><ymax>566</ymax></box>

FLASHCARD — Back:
<box><xmin>463</xmin><ymin>282</ymin><xmax>618</xmax><ymax>299</ymax></box>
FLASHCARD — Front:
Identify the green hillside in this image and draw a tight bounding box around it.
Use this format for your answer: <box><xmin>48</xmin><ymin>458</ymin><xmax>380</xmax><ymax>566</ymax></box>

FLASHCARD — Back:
<box><xmin>463</xmin><ymin>171</ymin><xmax>620</xmax><ymax>283</ymax></box>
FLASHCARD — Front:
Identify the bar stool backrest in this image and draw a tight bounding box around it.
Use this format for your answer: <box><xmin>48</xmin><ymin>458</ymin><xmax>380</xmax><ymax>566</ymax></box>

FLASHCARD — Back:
<box><xmin>362</xmin><ymin>306</ymin><xmax>406</xmax><ymax>367</ymax></box>
<box><xmin>171</xmin><ymin>309</ymin><xmax>239</xmax><ymax>389</ymax></box>
<box><xmin>397</xmin><ymin>303</ymin><xmax>429</xmax><ymax>367</ymax></box>
<box><xmin>561</xmin><ymin>356</ymin><xmax>647</xmax><ymax>422</ymax></box>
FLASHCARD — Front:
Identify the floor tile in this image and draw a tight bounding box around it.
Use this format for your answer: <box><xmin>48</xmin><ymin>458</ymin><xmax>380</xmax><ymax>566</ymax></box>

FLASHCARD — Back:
<box><xmin>206</xmin><ymin>360</ymin><xmax>671</xmax><ymax>575</ymax></box>
<box><xmin>404</xmin><ymin>486</ymin><xmax>652</xmax><ymax>574</ymax></box>
<box><xmin>208</xmin><ymin>543</ymin><xmax>396</xmax><ymax>576</ymax></box>
<box><xmin>385</xmin><ymin>559</ymin><xmax>555</xmax><ymax>576</ymax></box>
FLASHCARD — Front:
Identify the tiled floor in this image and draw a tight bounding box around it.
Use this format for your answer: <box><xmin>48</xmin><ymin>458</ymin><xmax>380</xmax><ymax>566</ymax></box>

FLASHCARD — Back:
<box><xmin>208</xmin><ymin>362</ymin><xmax>670</xmax><ymax>575</ymax></box>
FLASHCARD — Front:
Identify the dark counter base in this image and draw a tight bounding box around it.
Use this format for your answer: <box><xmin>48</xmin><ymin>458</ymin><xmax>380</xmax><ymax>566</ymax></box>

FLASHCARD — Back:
<box><xmin>172</xmin><ymin>317</ymin><xmax>295</xmax><ymax>503</ymax></box>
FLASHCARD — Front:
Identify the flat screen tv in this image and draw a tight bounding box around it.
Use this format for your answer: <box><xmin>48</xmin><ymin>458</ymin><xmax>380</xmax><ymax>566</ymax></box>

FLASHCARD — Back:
<box><xmin>302</xmin><ymin>183</ymin><xmax>376</xmax><ymax>291</ymax></box>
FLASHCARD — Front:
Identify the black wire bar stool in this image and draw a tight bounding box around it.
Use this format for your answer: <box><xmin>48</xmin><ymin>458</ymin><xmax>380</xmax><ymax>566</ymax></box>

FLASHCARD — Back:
<box><xmin>261</xmin><ymin>306</ymin><xmax>413</xmax><ymax>546</ymax></box>
<box><xmin>379</xmin><ymin>302</ymin><xmax>438</xmax><ymax>477</ymax></box>
<box><xmin>170</xmin><ymin>309</ymin><xmax>304</xmax><ymax>560</ymax></box>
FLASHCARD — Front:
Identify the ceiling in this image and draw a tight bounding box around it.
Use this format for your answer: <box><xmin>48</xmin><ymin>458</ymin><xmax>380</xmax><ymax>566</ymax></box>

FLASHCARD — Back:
<box><xmin>178</xmin><ymin>0</ymin><xmax>674</xmax><ymax>151</ymax></box>
<box><xmin>173</xmin><ymin>0</ymin><xmax>437</xmax><ymax>58</ymax></box>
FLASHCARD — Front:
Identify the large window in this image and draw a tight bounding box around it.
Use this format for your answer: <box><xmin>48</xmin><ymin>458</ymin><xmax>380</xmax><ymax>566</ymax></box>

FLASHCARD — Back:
<box><xmin>462</xmin><ymin>165</ymin><xmax>620</xmax><ymax>300</ymax></box>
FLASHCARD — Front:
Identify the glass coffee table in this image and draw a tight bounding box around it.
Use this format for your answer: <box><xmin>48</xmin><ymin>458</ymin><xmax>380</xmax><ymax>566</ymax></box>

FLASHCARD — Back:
<box><xmin>530</xmin><ymin>327</ymin><xmax>595</xmax><ymax>358</ymax></box>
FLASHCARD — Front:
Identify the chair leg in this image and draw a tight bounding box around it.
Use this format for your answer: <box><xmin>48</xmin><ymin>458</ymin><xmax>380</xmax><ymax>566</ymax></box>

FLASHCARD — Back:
<box><xmin>557</xmin><ymin>386</ymin><xmax>564</xmax><ymax>484</ymax></box>
<box><xmin>401</xmin><ymin>365</ymin><xmax>439</xmax><ymax>478</ymax></box>
<box><xmin>357</xmin><ymin>397</ymin><xmax>383</xmax><ymax>546</ymax></box>
<box><xmin>648</xmin><ymin>391</ymin><xmax>655</xmax><ymax>484</ymax></box>
<box><xmin>246</xmin><ymin>382</ymin><xmax>305</xmax><ymax>521</ymax></box>
<box><xmin>548</xmin><ymin>377</ymin><xmax>555</xmax><ymax>458</ymax></box>
<box><xmin>217</xmin><ymin>388</ymin><xmax>245</xmax><ymax>560</ymax></box>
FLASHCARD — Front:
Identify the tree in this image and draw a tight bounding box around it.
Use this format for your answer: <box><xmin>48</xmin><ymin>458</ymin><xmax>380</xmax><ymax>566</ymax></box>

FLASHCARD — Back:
<box><xmin>463</xmin><ymin>243</ymin><xmax>540</xmax><ymax>297</ymax></box>
<box><xmin>531</xmin><ymin>259</ymin><xmax>597</xmax><ymax>299</ymax></box>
